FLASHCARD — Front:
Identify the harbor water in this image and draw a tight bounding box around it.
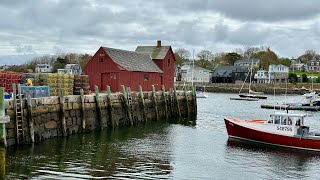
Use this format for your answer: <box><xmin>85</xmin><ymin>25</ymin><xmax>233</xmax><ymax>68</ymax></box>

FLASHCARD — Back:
<box><xmin>6</xmin><ymin>93</ymin><xmax>320</xmax><ymax>179</ymax></box>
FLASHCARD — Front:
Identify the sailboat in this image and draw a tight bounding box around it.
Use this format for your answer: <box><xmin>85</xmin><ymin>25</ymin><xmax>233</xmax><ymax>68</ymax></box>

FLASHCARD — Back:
<box><xmin>302</xmin><ymin>74</ymin><xmax>318</xmax><ymax>100</ymax></box>
<box><xmin>238</xmin><ymin>59</ymin><xmax>267</xmax><ymax>99</ymax></box>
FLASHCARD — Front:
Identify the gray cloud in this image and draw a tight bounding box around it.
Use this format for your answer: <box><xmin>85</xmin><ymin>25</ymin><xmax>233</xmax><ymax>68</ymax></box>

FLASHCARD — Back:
<box><xmin>1</xmin><ymin>0</ymin><xmax>320</xmax><ymax>65</ymax></box>
<box><xmin>161</xmin><ymin>0</ymin><xmax>320</xmax><ymax>22</ymax></box>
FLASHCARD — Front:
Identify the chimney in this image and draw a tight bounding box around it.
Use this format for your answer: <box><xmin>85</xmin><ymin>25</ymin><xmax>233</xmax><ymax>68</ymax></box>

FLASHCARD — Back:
<box><xmin>157</xmin><ymin>40</ymin><xmax>161</xmax><ymax>48</ymax></box>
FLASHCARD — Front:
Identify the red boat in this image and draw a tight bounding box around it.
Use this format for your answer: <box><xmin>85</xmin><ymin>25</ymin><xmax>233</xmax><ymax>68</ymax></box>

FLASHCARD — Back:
<box><xmin>225</xmin><ymin>112</ymin><xmax>320</xmax><ymax>151</ymax></box>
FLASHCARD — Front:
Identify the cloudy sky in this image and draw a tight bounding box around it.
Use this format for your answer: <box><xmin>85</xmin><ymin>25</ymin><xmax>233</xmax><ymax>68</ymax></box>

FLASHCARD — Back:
<box><xmin>1</xmin><ymin>0</ymin><xmax>320</xmax><ymax>65</ymax></box>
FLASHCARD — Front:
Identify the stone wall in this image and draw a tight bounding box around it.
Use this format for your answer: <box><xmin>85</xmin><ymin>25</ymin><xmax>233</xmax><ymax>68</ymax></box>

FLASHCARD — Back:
<box><xmin>4</xmin><ymin>90</ymin><xmax>196</xmax><ymax>146</ymax></box>
<box><xmin>184</xmin><ymin>83</ymin><xmax>316</xmax><ymax>95</ymax></box>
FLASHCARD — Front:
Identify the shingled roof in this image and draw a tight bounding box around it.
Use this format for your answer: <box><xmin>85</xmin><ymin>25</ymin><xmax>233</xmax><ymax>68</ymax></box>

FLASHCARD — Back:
<box><xmin>135</xmin><ymin>46</ymin><xmax>171</xmax><ymax>59</ymax></box>
<box><xmin>102</xmin><ymin>47</ymin><xmax>163</xmax><ymax>73</ymax></box>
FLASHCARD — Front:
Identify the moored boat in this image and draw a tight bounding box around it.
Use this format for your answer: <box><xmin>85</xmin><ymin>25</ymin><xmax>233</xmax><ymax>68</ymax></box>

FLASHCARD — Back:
<box><xmin>230</xmin><ymin>97</ymin><xmax>259</xmax><ymax>101</ymax></box>
<box><xmin>224</xmin><ymin>112</ymin><xmax>320</xmax><ymax>151</ymax></box>
<box><xmin>239</xmin><ymin>93</ymin><xmax>267</xmax><ymax>99</ymax></box>
<box><xmin>196</xmin><ymin>91</ymin><xmax>208</xmax><ymax>98</ymax></box>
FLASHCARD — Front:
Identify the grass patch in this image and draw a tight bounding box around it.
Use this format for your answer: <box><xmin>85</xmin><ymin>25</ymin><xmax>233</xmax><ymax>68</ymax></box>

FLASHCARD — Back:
<box><xmin>291</xmin><ymin>72</ymin><xmax>320</xmax><ymax>77</ymax></box>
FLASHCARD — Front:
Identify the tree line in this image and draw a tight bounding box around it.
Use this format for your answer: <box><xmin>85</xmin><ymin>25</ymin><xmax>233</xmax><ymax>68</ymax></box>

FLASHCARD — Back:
<box><xmin>5</xmin><ymin>46</ymin><xmax>320</xmax><ymax>73</ymax></box>
<box><xmin>174</xmin><ymin>47</ymin><xmax>319</xmax><ymax>71</ymax></box>
<box><xmin>5</xmin><ymin>53</ymin><xmax>92</xmax><ymax>73</ymax></box>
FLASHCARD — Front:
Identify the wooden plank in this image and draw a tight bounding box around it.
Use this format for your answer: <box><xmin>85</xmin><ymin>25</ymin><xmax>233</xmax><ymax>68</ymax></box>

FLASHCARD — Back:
<box><xmin>94</xmin><ymin>86</ymin><xmax>103</xmax><ymax>130</ymax></box>
<box><xmin>152</xmin><ymin>85</ymin><xmax>159</xmax><ymax>121</ymax></box>
<box><xmin>162</xmin><ymin>85</ymin><xmax>168</xmax><ymax>120</ymax></box>
<box><xmin>139</xmin><ymin>85</ymin><xmax>147</xmax><ymax>122</ymax></box>
<box><xmin>59</xmin><ymin>90</ymin><xmax>67</xmax><ymax>136</ymax></box>
<box><xmin>26</xmin><ymin>93</ymin><xmax>34</xmax><ymax>143</ymax></box>
<box><xmin>80</xmin><ymin>89</ymin><xmax>86</xmax><ymax>132</ymax></box>
<box><xmin>106</xmin><ymin>86</ymin><xmax>114</xmax><ymax>129</ymax></box>
<box><xmin>121</xmin><ymin>85</ymin><xmax>133</xmax><ymax>126</ymax></box>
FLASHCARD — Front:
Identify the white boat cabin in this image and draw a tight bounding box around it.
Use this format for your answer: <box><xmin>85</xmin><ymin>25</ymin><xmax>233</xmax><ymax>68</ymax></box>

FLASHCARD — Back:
<box><xmin>267</xmin><ymin>113</ymin><xmax>309</xmax><ymax>136</ymax></box>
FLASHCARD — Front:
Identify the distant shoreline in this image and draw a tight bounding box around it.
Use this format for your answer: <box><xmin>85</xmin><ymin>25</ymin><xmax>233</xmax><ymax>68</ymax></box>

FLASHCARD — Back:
<box><xmin>175</xmin><ymin>82</ymin><xmax>314</xmax><ymax>95</ymax></box>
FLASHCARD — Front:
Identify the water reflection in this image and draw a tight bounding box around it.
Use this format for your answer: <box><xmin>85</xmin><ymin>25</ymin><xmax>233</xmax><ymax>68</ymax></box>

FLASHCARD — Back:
<box><xmin>225</xmin><ymin>139</ymin><xmax>320</xmax><ymax>179</ymax></box>
<box><xmin>6</xmin><ymin>121</ymin><xmax>178</xmax><ymax>179</ymax></box>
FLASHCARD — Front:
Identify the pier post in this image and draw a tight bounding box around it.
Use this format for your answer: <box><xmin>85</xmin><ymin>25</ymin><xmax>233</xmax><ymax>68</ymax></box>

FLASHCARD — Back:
<box><xmin>80</xmin><ymin>89</ymin><xmax>86</xmax><ymax>132</ymax></box>
<box><xmin>139</xmin><ymin>85</ymin><xmax>147</xmax><ymax>122</ymax></box>
<box><xmin>162</xmin><ymin>85</ymin><xmax>168</xmax><ymax>120</ymax></box>
<box><xmin>184</xmin><ymin>85</ymin><xmax>190</xmax><ymax>118</ymax></box>
<box><xmin>192</xmin><ymin>85</ymin><xmax>197</xmax><ymax>116</ymax></box>
<box><xmin>174</xmin><ymin>86</ymin><xmax>181</xmax><ymax>118</ymax></box>
<box><xmin>106</xmin><ymin>86</ymin><xmax>114</xmax><ymax>128</ymax></box>
<box><xmin>94</xmin><ymin>86</ymin><xmax>103</xmax><ymax>130</ymax></box>
<box><xmin>152</xmin><ymin>85</ymin><xmax>159</xmax><ymax>121</ymax></box>
<box><xmin>121</xmin><ymin>85</ymin><xmax>133</xmax><ymax>126</ymax></box>
<box><xmin>26</xmin><ymin>94</ymin><xmax>34</xmax><ymax>143</ymax></box>
<box><xmin>59</xmin><ymin>90</ymin><xmax>67</xmax><ymax>136</ymax></box>
<box><xmin>0</xmin><ymin>87</ymin><xmax>9</xmax><ymax>179</ymax></box>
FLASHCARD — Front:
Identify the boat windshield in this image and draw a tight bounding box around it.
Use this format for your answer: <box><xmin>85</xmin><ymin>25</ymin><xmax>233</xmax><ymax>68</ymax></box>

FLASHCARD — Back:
<box><xmin>268</xmin><ymin>114</ymin><xmax>305</xmax><ymax>126</ymax></box>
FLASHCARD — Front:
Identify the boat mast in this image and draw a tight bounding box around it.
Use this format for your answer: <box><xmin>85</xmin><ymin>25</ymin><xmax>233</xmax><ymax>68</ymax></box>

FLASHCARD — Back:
<box><xmin>239</xmin><ymin>68</ymin><xmax>249</xmax><ymax>94</ymax></box>
<box><xmin>191</xmin><ymin>49</ymin><xmax>194</xmax><ymax>87</ymax></box>
<box><xmin>248</xmin><ymin>58</ymin><xmax>253</xmax><ymax>94</ymax></box>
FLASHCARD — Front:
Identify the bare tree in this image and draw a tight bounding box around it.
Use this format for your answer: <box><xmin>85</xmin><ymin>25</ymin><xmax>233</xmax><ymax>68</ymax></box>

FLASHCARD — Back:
<box><xmin>175</xmin><ymin>48</ymin><xmax>191</xmax><ymax>60</ymax></box>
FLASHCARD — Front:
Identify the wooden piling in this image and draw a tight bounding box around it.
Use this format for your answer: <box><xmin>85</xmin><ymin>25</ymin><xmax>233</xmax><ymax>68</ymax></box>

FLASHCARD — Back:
<box><xmin>0</xmin><ymin>87</ymin><xmax>8</xmax><ymax>179</ymax></box>
<box><xmin>121</xmin><ymin>85</ymin><xmax>133</xmax><ymax>126</ymax></box>
<box><xmin>26</xmin><ymin>94</ymin><xmax>34</xmax><ymax>143</ymax></box>
<box><xmin>174</xmin><ymin>87</ymin><xmax>181</xmax><ymax>118</ymax></box>
<box><xmin>139</xmin><ymin>85</ymin><xmax>147</xmax><ymax>122</ymax></box>
<box><xmin>152</xmin><ymin>85</ymin><xmax>159</xmax><ymax>121</ymax></box>
<box><xmin>184</xmin><ymin>85</ymin><xmax>190</xmax><ymax>118</ymax></box>
<box><xmin>106</xmin><ymin>86</ymin><xmax>114</xmax><ymax>128</ymax></box>
<box><xmin>94</xmin><ymin>86</ymin><xmax>103</xmax><ymax>130</ymax></box>
<box><xmin>59</xmin><ymin>90</ymin><xmax>67</xmax><ymax>136</ymax></box>
<box><xmin>80</xmin><ymin>89</ymin><xmax>86</xmax><ymax>132</ymax></box>
<box><xmin>162</xmin><ymin>85</ymin><xmax>168</xmax><ymax>120</ymax></box>
<box><xmin>192</xmin><ymin>85</ymin><xmax>197</xmax><ymax>116</ymax></box>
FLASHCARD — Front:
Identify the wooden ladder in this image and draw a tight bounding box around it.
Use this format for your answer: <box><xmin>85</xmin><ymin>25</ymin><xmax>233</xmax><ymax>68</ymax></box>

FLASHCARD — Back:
<box><xmin>170</xmin><ymin>88</ymin><xmax>175</xmax><ymax>113</ymax></box>
<box><xmin>13</xmin><ymin>84</ymin><xmax>24</xmax><ymax>144</ymax></box>
<box><xmin>126</xmin><ymin>87</ymin><xmax>134</xmax><ymax>117</ymax></box>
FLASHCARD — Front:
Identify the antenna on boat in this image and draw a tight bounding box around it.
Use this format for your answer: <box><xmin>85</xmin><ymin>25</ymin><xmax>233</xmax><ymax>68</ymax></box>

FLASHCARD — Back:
<box><xmin>273</xmin><ymin>80</ymin><xmax>276</xmax><ymax>113</ymax></box>
<box><xmin>285</xmin><ymin>78</ymin><xmax>288</xmax><ymax>114</ymax></box>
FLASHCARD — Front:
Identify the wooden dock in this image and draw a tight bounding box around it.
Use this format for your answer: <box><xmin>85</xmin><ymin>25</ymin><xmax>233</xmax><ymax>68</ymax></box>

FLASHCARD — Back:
<box><xmin>261</xmin><ymin>104</ymin><xmax>320</xmax><ymax>111</ymax></box>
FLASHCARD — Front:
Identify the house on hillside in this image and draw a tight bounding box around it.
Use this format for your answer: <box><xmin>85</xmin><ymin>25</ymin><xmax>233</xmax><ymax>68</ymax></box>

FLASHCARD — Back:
<box><xmin>58</xmin><ymin>64</ymin><xmax>82</xmax><ymax>75</ymax></box>
<box><xmin>212</xmin><ymin>66</ymin><xmax>249</xmax><ymax>83</ymax></box>
<box><xmin>269</xmin><ymin>64</ymin><xmax>289</xmax><ymax>83</ymax></box>
<box><xmin>306</xmin><ymin>60</ymin><xmax>320</xmax><ymax>73</ymax></box>
<box><xmin>290</xmin><ymin>58</ymin><xmax>306</xmax><ymax>72</ymax></box>
<box><xmin>179</xmin><ymin>64</ymin><xmax>211</xmax><ymax>83</ymax></box>
<box><xmin>35</xmin><ymin>64</ymin><xmax>52</xmax><ymax>73</ymax></box>
<box><xmin>83</xmin><ymin>47</ymin><xmax>163</xmax><ymax>92</ymax></box>
<box><xmin>234</xmin><ymin>59</ymin><xmax>260</xmax><ymax>68</ymax></box>
<box><xmin>135</xmin><ymin>40</ymin><xmax>175</xmax><ymax>90</ymax></box>
<box><xmin>254</xmin><ymin>69</ymin><xmax>269</xmax><ymax>83</ymax></box>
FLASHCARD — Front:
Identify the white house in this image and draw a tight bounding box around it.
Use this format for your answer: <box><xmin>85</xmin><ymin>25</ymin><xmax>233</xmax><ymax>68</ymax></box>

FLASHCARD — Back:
<box><xmin>35</xmin><ymin>64</ymin><xmax>52</xmax><ymax>73</ymax></box>
<box><xmin>254</xmin><ymin>69</ymin><xmax>269</xmax><ymax>83</ymax></box>
<box><xmin>254</xmin><ymin>64</ymin><xmax>289</xmax><ymax>83</ymax></box>
<box><xmin>57</xmin><ymin>64</ymin><xmax>82</xmax><ymax>75</ymax></box>
<box><xmin>269</xmin><ymin>64</ymin><xmax>289</xmax><ymax>83</ymax></box>
<box><xmin>180</xmin><ymin>64</ymin><xmax>211</xmax><ymax>83</ymax></box>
